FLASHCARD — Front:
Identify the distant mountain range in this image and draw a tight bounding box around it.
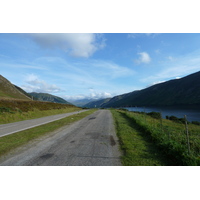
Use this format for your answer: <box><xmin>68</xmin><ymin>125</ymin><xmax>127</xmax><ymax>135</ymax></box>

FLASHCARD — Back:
<box><xmin>2</xmin><ymin>71</ymin><xmax>200</xmax><ymax>108</ymax></box>
<box><xmin>68</xmin><ymin>99</ymin><xmax>94</xmax><ymax>107</ymax></box>
<box><xmin>28</xmin><ymin>92</ymin><xmax>72</xmax><ymax>105</ymax></box>
<box><xmin>84</xmin><ymin>98</ymin><xmax>112</xmax><ymax>108</ymax></box>
<box><xmin>0</xmin><ymin>75</ymin><xmax>72</xmax><ymax>105</ymax></box>
<box><xmin>84</xmin><ymin>71</ymin><xmax>200</xmax><ymax>108</ymax></box>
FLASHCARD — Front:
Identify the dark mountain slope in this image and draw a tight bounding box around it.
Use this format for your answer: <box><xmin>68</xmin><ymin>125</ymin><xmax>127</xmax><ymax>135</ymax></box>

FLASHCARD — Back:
<box><xmin>84</xmin><ymin>98</ymin><xmax>111</xmax><ymax>108</ymax></box>
<box><xmin>93</xmin><ymin>71</ymin><xmax>200</xmax><ymax>108</ymax></box>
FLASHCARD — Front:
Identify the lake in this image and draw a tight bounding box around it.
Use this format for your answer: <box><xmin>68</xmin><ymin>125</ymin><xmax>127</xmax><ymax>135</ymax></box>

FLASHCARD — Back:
<box><xmin>124</xmin><ymin>105</ymin><xmax>200</xmax><ymax>122</ymax></box>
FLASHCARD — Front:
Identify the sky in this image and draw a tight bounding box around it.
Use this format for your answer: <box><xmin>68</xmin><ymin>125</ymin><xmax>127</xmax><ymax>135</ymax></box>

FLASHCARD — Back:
<box><xmin>1</xmin><ymin>33</ymin><xmax>200</xmax><ymax>102</ymax></box>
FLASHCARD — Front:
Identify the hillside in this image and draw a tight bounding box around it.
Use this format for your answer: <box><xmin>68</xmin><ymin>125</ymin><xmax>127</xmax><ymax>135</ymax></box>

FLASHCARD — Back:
<box><xmin>85</xmin><ymin>71</ymin><xmax>200</xmax><ymax>108</ymax></box>
<box><xmin>29</xmin><ymin>92</ymin><xmax>72</xmax><ymax>105</ymax></box>
<box><xmin>84</xmin><ymin>98</ymin><xmax>111</xmax><ymax>108</ymax></box>
<box><xmin>68</xmin><ymin>98</ymin><xmax>95</xmax><ymax>107</ymax></box>
<box><xmin>14</xmin><ymin>85</ymin><xmax>33</xmax><ymax>99</ymax></box>
<box><xmin>0</xmin><ymin>75</ymin><xmax>31</xmax><ymax>100</ymax></box>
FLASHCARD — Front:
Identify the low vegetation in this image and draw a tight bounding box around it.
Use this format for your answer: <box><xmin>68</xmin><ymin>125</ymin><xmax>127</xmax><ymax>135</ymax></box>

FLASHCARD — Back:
<box><xmin>112</xmin><ymin>109</ymin><xmax>200</xmax><ymax>166</ymax></box>
<box><xmin>0</xmin><ymin>109</ymin><xmax>96</xmax><ymax>157</ymax></box>
<box><xmin>0</xmin><ymin>99</ymin><xmax>79</xmax><ymax>124</ymax></box>
<box><xmin>111</xmin><ymin>109</ymin><xmax>173</xmax><ymax>166</ymax></box>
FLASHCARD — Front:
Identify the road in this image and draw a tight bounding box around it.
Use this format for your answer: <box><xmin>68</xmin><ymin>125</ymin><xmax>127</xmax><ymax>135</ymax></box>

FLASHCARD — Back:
<box><xmin>0</xmin><ymin>110</ymin><xmax>121</xmax><ymax>166</ymax></box>
<box><xmin>0</xmin><ymin>110</ymin><xmax>88</xmax><ymax>138</ymax></box>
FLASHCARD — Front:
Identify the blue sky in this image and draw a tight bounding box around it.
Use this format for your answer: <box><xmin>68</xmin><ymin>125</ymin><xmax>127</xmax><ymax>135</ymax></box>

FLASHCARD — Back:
<box><xmin>1</xmin><ymin>33</ymin><xmax>200</xmax><ymax>101</ymax></box>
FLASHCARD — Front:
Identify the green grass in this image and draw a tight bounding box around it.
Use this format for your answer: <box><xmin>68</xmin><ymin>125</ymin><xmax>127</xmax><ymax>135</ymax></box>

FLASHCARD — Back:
<box><xmin>0</xmin><ymin>109</ymin><xmax>96</xmax><ymax>157</ymax></box>
<box><xmin>0</xmin><ymin>107</ymin><xmax>82</xmax><ymax>124</ymax></box>
<box><xmin>0</xmin><ymin>98</ymin><xmax>83</xmax><ymax>124</ymax></box>
<box><xmin>113</xmin><ymin>109</ymin><xmax>200</xmax><ymax>166</ymax></box>
<box><xmin>111</xmin><ymin>109</ymin><xmax>173</xmax><ymax>166</ymax></box>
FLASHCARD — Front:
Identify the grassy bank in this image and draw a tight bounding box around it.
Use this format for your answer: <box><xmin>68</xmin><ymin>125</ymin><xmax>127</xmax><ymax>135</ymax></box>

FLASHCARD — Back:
<box><xmin>0</xmin><ymin>109</ymin><xmax>96</xmax><ymax>157</ymax></box>
<box><xmin>0</xmin><ymin>99</ymin><xmax>81</xmax><ymax>124</ymax></box>
<box><xmin>111</xmin><ymin>109</ymin><xmax>173</xmax><ymax>166</ymax></box>
<box><xmin>112</xmin><ymin>109</ymin><xmax>200</xmax><ymax>166</ymax></box>
<box><xmin>0</xmin><ymin>107</ymin><xmax>82</xmax><ymax>124</ymax></box>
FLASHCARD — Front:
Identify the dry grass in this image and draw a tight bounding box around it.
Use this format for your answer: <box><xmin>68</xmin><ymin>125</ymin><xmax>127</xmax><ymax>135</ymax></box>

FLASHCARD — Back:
<box><xmin>0</xmin><ymin>99</ymin><xmax>79</xmax><ymax>124</ymax></box>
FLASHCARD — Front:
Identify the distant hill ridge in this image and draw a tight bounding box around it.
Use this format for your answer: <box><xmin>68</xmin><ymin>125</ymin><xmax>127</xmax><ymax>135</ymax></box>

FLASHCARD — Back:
<box><xmin>0</xmin><ymin>75</ymin><xmax>31</xmax><ymax>100</ymax></box>
<box><xmin>84</xmin><ymin>71</ymin><xmax>200</xmax><ymax>108</ymax></box>
<box><xmin>29</xmin><ymin>92</ymin><xmax>72</xmax><ymax>105</ymax></box>
<box><xmin>0</xmin><ymin>75</ymin><xmax>72</xmax><ymax>105</ymax></box>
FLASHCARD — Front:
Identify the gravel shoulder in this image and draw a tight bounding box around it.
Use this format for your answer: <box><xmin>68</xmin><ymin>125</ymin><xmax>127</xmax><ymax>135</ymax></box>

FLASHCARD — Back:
<box><xmin>0</xmin><ymin>110</ymin><xmax>121</xmax><ymax>166</ymax></box>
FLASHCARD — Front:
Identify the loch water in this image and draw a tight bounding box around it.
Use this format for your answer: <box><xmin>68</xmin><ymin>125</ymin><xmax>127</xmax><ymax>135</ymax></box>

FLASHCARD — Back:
<box><xmin>124</xmin><ymin>105</ymin><xmax>200</xmax><ymax>122</ymax></box>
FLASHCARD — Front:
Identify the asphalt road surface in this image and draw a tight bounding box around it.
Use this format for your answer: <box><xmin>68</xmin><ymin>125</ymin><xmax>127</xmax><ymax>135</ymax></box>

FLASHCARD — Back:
<box><xmin>0</xmin><ymin>110</ymin><xmax>121</xmax><ymax>166</ymax></box>
<box><xmin>0</xmin><ymin>110</ymin><xmax>88</xmax><ymax>138</ymax></box>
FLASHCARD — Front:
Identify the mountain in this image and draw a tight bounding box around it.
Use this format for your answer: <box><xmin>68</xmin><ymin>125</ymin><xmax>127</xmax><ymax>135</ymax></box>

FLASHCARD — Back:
<box><xmin>14</xmin><ymin>85</ymin><xmax>34</xmax><ymax>99</ymax></box>
<box><xmin>29</xmin><ymin>92</ymin><xmax>72</xmax><ymax>104</ymax></box>
<box><xmin>84</xmin><ymin>98</ymin><xmax>111</xmax><ymax>108</ymax></box>
<box><xmin>85</xmin><ymin>71</ymin><xmax>200</xmax><ymax>108</ymax></box>
<box><xmin>0</xmin><ymin>75</ymin><xmax>31</xmax><ymax>100</ymax></box>
<box><xmin>68</xmin><ymin>98</ymin><xmax>94</xmax><ymax>107</ymax></box>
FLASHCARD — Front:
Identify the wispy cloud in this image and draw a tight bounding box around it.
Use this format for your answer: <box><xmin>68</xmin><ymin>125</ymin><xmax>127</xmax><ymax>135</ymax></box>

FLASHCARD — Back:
<box><xmin>85</xmin><ymin>59</ymin><xmax>136</xmax><ymax>78</ymax></box>
<box><xmin>141</xmin><ymin>50</ymin><xmax>200</xmax><ymax>83</ymax></box>
<box><xmin>167</xmin><ymin>56</ymin><xmax>176</xmax><ymax>61</ymax></box>
<box><xmin>0</xmin><ymin>62</ymin><xmax>47</xmax><ymax>70</ymax></box>
<box><xmin>135</xmin><ymin>52</ymin><xmax>151</xmax><ymax>64</ymax></box>
<box><xmin>21</xmin><ymin>74</ymin><xmax>62</xmax><ymax>93</ymax></box>
<box><xmin>128</xmin><ymin>33</ymin><xmax>159</xmax><ymax>39</ymax></box>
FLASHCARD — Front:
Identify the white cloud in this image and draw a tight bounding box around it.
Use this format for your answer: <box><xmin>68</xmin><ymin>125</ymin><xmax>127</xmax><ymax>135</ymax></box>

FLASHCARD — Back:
<box><xmin>155</xmin><ymin>49</ymin><xmax>161</xmax><ymax>54</ymax></box>
<box><xmin>27</xmin><ymin>33</ymin><xmax>106</xmax><ymax>58</ymax></box>
<box><xmin>64</xmin><ymin>90</ymin><xmax>113</xmax><ymax>101</ymax></box>
<box><xmin>89</xmin><ymin>89</ymin><xmax>112</xmax><ymax>99</ymax></box>
<box><xmin>149</xmin><ymin>80</ymin><xmax>166</xmax><ymax>87</ymax></box>
<box><xmin>167</xmin><ymin>56</ymin><xmax>176</xmax><ymax>61</ymax></box>
<box><xmin>21</xmin><ymin>74</ymin><xmax>61</xmax><ymax>93</ymax></box>
<box><xmin>140</xmin><ymin>52</ymin><xmax>200</xmax><ymax>84</ymax></box>
<box><xmin>135</xmin><ymin>52</ymin><xmax>151</xmax><ymax>64</ymax></box>
<box><xmin>0</xmin><ymin>62</ymin><xmax>46</xmax><ymax>70</ymax></box>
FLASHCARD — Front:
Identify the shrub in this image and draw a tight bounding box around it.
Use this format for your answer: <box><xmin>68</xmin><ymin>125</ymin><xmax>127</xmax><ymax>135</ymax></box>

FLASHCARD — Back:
<box><xmin>0</xmin><ymin>107</ymin><xmax>14</xmax><ymax>114</ymax></box>
<box><xmin>147</xmin><ymin>112</ymin><xmax>162</xmax><ymax>119</ymax></box>
<box><xmin>191</xmin><ymin>121</ymin><xmax>200</xmax><ymax>126</ymax></box>
<box><xmin>168</xmin><ymin>115</ymin><xmax>185</xmax><ymax>124</ymax></box>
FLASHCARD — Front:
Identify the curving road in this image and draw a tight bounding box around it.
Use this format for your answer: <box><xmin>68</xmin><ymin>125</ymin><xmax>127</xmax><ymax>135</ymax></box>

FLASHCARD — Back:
<box><xmin>0</xmin><ymin>110</ymin><xmax>121</xmax><ymax>166</ymax></box>
<box><xmin>0</xmin><ymin>110</ymin><xmax>88</xmax><ymax>138</ymax></box>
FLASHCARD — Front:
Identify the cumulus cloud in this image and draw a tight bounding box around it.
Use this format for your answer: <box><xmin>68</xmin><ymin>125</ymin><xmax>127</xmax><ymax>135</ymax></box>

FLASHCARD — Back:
<box><xmin>88</xmin><ymin>89</ymin><xmax>112</xmax><ymax>99</ymax></box>
<box><xmin>64</xmin><ymin>89</ymin><xmax>113</xmax><ymax>101</ymax></box>
<box><xmin>21</xmin><ymin>74</ymin><xmax>61</xmax><ymax>93</ymax></box>
<box><xmin>135</xmin><ymin>52</ymin><xmax>151</xmax><ymax>64</ymax></box>
<box><xmin>27</xmin><ymin>33</ymin><xmax>106</xmax><ymax>58</ymax></box>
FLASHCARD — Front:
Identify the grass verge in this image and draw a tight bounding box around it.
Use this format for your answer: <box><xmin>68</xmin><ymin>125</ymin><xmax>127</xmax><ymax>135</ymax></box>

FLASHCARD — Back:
<box><xmin>112</xmin><ymin>109</ymin><xmax>200</xmax><ymax>165</ymax></box>
<box><xmin>111</xmin><ymin>109</ymin><xmax>173</xmax><ymax>166</ymax></box>
<box><xmin>0</xmin><ymin>109</ymin><xmax>96</xmax><ymax>157</ymax></box>
<box><xmin>0</xmin><ymin>98</ymin><xmax>81</xmax><ymax>124</ymax></box>
<box><xmin>0</xmin><ymin>107</ymin><xmax>82</xmax><ymax>124</ymax></box>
